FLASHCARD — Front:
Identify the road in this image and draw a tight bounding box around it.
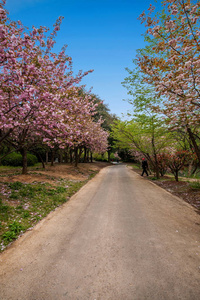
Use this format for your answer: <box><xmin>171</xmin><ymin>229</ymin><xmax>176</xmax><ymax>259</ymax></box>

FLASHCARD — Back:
<box><xmin>0</xmin><ymin>164</ymin><xmax>200</xmax><ymax>300</ymax></box>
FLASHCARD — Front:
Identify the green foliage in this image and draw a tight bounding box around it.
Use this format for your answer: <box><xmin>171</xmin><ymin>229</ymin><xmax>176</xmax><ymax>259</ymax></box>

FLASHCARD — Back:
<box><xmin>56</xmin><ymin>186</ymin><xmax>67</xmax><ymax>193</ymax></box>
<box><xmin>93</xmin><ymin>152</ymin><xmax>119</xmax><ymax>162</ymax></box>
<box><xmin>110</xmin><ymin>153</ymin><xmax>116</xmax><ymax>161</ymax></box>
<box><xmin>118</xmin><ymin>149</ymin><xmax>135</xmax><ymax>162</ymax></box>
<box><xmin>90</xmin><ymin>93</ymin><xmax>117</xmax><ymax>131</ymax></box>
<box><xmin>2</xmin><ymin>231</ymin><xmax>17</xmax><ymax>242</ymax></box>
<box><xmin>8</xmin><ymin>181</ymin><xmax>23</xmax><ymax>190</ymax></box>
<box><xmin>0</xmin><ymin>199</ymin><xmax>11</xmax><ymax>221</ymax></box>
<box><xmin>88</xmin><ymin>93</ymin><xmax>118</xmax><ymax>154</ymax></box>
<box><xmin>111</xmin><ymin>118</ymin><xmax>172</xmax><ymax>153</ymax></box>
<box><xmin>9</xmin><ymin>192</ymin><xmax>18</xmax><ymax>199</ymax></box>
<box><xmin>8</xmin><ymin>221</ymin><xmax>24</xmax><ymax>234</ymax></box>
<box><xmin>30</xmin><ymin>145</ymin><xmax>48</xmax><ymax>162</ymax></box>
<box><xmin>1</xmin><ymin>152</ymin><xmax>38</xmax><ymax>167</ymax></box>
<box><xmin>0</xmin><ymin>199</ymin><xmax>9</xmax><ymax>214</ymax></box>
<box><xmin>122</xmin><ymin>66</ymin><xmax>162</xmax><ymax>117</ymax></box>
<box><xmin>93</xmin><ymin>153</ymin><xmax>108</xmax><ymax>162</ymax></box>
<box><xmin>2</xmin><ymin>221</ymin><xmax>24</xmax><ymax>243</ymax></box>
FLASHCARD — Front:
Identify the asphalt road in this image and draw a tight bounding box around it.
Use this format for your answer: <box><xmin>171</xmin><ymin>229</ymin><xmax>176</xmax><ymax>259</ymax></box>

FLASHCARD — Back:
<box><xmin>0</xmin><ymin>164</ymin><xmax>200</xmax><ymax>300</ymax></box>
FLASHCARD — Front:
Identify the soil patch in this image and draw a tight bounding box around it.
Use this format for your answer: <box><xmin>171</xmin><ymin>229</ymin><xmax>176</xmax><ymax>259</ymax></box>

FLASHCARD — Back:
<box><xmin>0</xmin><ymin>162</ymin><xmax>111</xmax><ymax>185</ymax></box>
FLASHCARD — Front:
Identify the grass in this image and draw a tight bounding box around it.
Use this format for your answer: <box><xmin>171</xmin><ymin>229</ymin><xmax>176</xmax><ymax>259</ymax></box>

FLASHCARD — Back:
<box><xmin>0</xmin><ymin>165</ymin><xmax>22</xmax><ymax>171</ymax></box>
<box><xmin>179</xmin><ymin>169</ymin><xmax>200</xmax><ymax>179</ymax></box>
<box><xmin>131</xmin><ymin>163</ymin><xmax>141</xmax><ymax>170</ymax></box>
<box><xmin>189</xmin><ymin>181</ymin><xmax>200</xmax><ymax>190</ymax></box>
<box><xmin>0</xmin><ymin>163</ymin><xmax>43</xmax><ymax>178</ymax></box>
<box><xmin>0</xmin><ymin>171</ymin><xmax>97</xmax><ymax>252</ymax></box>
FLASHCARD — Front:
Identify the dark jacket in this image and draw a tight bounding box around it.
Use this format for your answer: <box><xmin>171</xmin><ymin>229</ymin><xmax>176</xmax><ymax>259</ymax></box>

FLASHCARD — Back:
<box><xmin>142</xmin><ymin>160</ymin><xmax>148</xmax><ymax>169</ymax></box>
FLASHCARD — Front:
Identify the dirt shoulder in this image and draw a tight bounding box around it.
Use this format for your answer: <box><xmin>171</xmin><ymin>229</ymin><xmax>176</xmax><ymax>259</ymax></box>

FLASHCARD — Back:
<box><xmin>0</xmin><ymin>162</ymin><xmax>111</xmax><ymax>185</ymax></box>
<box><xmin>130</xmin><ymin>166</ymin><xmax>200</xmax><ymax>215</ymax></box>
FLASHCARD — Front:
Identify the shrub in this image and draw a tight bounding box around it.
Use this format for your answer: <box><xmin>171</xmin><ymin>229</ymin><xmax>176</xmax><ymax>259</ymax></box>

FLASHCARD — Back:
<box><xmin>110</xmin><ymin>153</ymin><xmax>116</xmax><ymax>161</ymax></box>
<box><xmin>93</xmin><ymin>153</ymin><xmax>108</xmax><ymax>162</ymax></box>
<box><xmin>27</xmin><ymin>153</ymin><xmax>38</xmax><ymax>166</ymax></box>
<box><xmin>1</xmin><ymin>152</ymin><xmax>22</xmax><ymax>166</ymax></box>
<box><xmin>1</xmin><ymin>152</ymin><xmax>38</xmax><ymax>166</ymax></box>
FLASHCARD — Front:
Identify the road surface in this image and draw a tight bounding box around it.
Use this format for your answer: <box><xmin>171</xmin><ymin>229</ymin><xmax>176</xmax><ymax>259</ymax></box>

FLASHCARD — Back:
<box><xmin>0</xmin><ymin>164</ymin><xmax>200</xmax><ymax>300</ymax></box>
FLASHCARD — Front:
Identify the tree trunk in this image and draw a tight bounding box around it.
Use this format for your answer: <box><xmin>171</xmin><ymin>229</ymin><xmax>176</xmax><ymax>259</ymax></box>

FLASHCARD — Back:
<box><xmin>64</xmin><ymin>148</ymin><xmax>69</xmax><ymax>164</ymax></box>
<box><xmin>51</xmin><ymin>149</ymin><xmax>55</xmax><ymax>166</ymax></box>
<box><xmin>87</xmin><ymin>149</ymin><xmax>90</xmax><ymax>162</ymax></box>
<box><xmin>187</xmin><ymin>127</ymin><xmax>200</xmax><ymax>167</ymax></box>
<box><xmin>20</xmin><ymin>148</ymin><xmax>28</xmax><ymax>175</ymax></box>
<box><xmin>74</xmin><ymin>147</ymin><xmax>78</xmax><ymax>167</ymax></box>
<box><xmin>78</xmin><ymin>147</ymin><xmax>83</xmax><ymax>162</ymax></box>
<box><xmin>38</xmin><ymin>153</ymin><xmax>45</xmax><ymax>169</ymax></box>
<box><xmin>188</xmin><ymin>162</ymin><xmax>193</xmax><ymax>177</ymax></box>
<box><xmin>74</xmin><ymin>147</ymin><xmax>83</xmax><ymax>167</ymax></box>
<box><xmin>69</xmin><ymin>149</ymin><xmax>73</xmax><ymax>164</ymax></box>
<box><xmin>46</xmin><ymin>151</ymin><xmax>48</xmax><ymax>164</ymax></box>
<box><xmin>83</xmin><ymin>147</ymin><xmax>87</xmax><ymax>163</ymax></box>
<box><xmin>175</xmin><ymin>171</ymin><xmax>179</xmax><ymax>182</ymax></box>
<box><xmin>107</xmin><ymin>150</ymin><xmax>111</xmax><ymax>163</ymax></box>
<box><xmin>90</xmin><ymin>152</ymin><xmax>93</xmax><ymax>163</ymax></box>
<box><xmin>151</xmin><ymin>132</ymin><xmax>160</xmax><ymax>179</ymax></box>
<box><xmin>59</xmin><ymin>149</ymin><xmax>63</xmax><ymax>163</ymax></box>
<box><xmin>192</xmin><ymin>163</ymin><xmax>198</xmax><ymax>175</ymax></box>
<box><xmin>155</xmin><ymin>167</ymin><xmax>160</xmax><ymax>179</ymax></box>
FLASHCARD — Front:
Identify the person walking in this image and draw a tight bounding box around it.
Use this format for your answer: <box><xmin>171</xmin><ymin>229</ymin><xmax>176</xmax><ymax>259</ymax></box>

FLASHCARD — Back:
<box><xmin>141</xmin><ymin>158</ymin><xmax>148</xmax><ymax>176</ymax></box>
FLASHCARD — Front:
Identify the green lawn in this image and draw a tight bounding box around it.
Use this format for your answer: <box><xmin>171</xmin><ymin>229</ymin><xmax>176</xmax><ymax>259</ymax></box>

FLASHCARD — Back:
<box><xmin>0</xmin><ymin>170</ymin><xmax>97</xmax><ymax>252</ymax></box>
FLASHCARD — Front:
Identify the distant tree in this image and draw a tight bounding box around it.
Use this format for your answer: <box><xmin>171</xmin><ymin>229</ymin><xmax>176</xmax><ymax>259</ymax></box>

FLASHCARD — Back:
<box><xmin>90</xmin><ymin>94</ymin><xmax>118</xmax><ymax>162</ymax></box>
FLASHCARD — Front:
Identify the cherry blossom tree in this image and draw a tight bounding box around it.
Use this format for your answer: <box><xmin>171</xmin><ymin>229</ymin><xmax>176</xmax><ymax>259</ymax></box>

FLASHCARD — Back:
<box><xmin>137</xmin><ymin>0</ymin><xmax>200</xmax><ymax>163</ymax></box>
<box><xmin>0</xmin><ymin>1</ymin><xmax>108</xmax><ymax>172</ymax></box>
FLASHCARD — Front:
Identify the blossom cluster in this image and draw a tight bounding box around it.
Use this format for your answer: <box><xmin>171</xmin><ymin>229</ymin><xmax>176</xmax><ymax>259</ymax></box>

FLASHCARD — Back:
<box><xmin>138</xmin><ymin>0</ymin><xmax>200</xmax><ymax>128</ymax></box>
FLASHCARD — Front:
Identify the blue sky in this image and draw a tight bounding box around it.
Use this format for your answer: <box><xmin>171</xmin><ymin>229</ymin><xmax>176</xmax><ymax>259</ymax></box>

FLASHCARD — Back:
<box><xmin>5</xmin><ymin>0</ymin><xmax>156</xmax><ymax>118</ymax></box>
